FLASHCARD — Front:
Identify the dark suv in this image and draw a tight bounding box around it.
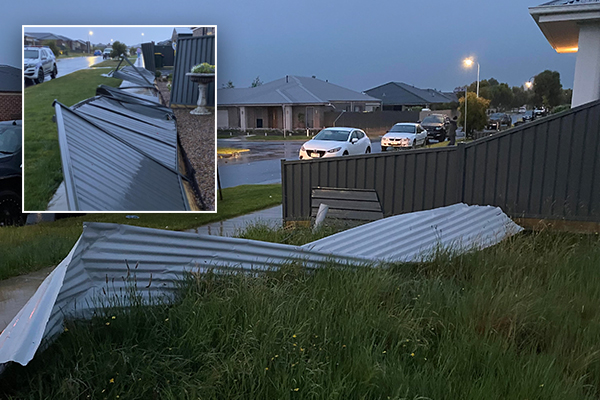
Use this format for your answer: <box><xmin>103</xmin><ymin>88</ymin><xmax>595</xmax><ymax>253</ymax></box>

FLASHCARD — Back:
<box><xmin>487</xmin><ymin>113</ymin><xmax>512</xmax><ymax>131</ymax></box>
<box><xmin>0</xmin><ymin>120</ymin><xmax>24</xmax><ymax>226</ymax></box>
<box><xmin>421</xmin><ymin>114</ymin><xmax>450</xmax><ymax>143</ymax></box>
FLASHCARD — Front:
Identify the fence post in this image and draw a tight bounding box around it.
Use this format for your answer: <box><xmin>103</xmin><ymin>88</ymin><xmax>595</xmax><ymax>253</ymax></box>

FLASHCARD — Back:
<box><xmin>455</xmin><ymin>143</ymin><xmax>466</xmax><ymax>204</ymax></box>
<box><xmin>281</xmin><ymin>159</ymin><xmax>287</xmax><ymax>222</ymax></box>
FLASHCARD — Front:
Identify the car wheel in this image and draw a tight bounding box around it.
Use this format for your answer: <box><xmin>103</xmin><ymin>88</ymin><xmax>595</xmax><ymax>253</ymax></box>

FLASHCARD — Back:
<box><xmin>365</xmin><ymin>147</ymin><xmax>371</xmax><ymax>154</ymax></box>
<box><xmin>343</xmin><ymin>150</ymin><xmax>349</xmax><ymax>156</ymax></box>
<box><xmin>411</xmin><ymin>141</ymin><xmax>417</xmax><ymax>149</ymax></box>
<box><xmin>0</xmin><ymin>191</ymin><xmax>25</xmax><ymax>226</ymax></box>
<box><xmin>37</xmin><ymin>68</ymin><xmax>44</xmax><ymax>84</ymax></box>
<box><xmin>51</xmin><ymin>65</ymin><xmax>57</xmax><ymax>79</ymax></box>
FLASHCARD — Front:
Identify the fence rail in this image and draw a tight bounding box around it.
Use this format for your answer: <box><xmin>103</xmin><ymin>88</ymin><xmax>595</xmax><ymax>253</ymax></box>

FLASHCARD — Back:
<box><xmin>282</xmin><ymin>99</ymin><xmax>600</xmax><ymax>223</ymax></box>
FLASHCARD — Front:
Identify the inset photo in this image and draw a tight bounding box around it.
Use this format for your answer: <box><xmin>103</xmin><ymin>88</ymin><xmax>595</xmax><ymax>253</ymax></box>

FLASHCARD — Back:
<box><xmin>22</xmin><ymin>25</ymin><xmax>216</xmax><ymax>212</ymax></box>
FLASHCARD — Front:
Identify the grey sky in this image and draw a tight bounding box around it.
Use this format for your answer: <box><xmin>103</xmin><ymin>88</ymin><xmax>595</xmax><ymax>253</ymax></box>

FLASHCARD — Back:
<box><xmin>1</xmin><ymin>0</ymin><xmax>576</xmax><ymax>91</ymax></box>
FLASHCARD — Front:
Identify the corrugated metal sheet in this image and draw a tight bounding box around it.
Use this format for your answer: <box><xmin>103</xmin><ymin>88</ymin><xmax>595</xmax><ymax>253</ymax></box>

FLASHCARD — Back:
<box><xmin>364</xmin><ymin>82</ymin><xmax>454</xmax><ymax>106</ymax></box>
<box><xmin>219</xmin><ymin>75</ymin><xmax>380</xmax><ymax>106</ymax></box>
<box><xmin>170</xmin><ymin>35</ymin><xmax>215</xmax><ymax>107</ymax></box>
<box><xmin>54</xmin><ymin>101</ymin><xmax>189</xmax><ymax>211</ymax></box>
<box><xmin>0</xmin><ymin>206</ymin><xmax>521</xmax><ymax>367</ymax></box>
<box><xmin>113</xmin><ymin>66</ymin><xmax>155</xmax><ymax>88</ymax></box>
<box><xmin>141</xmin><ymin>42</ymin><xmax>156</xmax><ymax>73</ymax></box>
<box><xmin>303</xmin><ymin>203</ymin><xmax>523</xmax><ymax>262</ymax></box>
<box><xmin>282</xmin><ymin>99</ymin><xmax>600</xmax><ymax>223</ymax></box>
<box><xmin>96</xmin><ymin>85</ymin><xmax>172</xmax><ymax>112</ymax></box>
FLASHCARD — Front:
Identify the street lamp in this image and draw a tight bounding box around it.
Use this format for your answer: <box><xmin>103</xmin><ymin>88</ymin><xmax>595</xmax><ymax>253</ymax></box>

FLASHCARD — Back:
<box><xmin>88</xmin><ymin>31</ymin><xmax>93</xmax><ymax>54</ymax></box>
<box><xmin>463</xmin><ymin>57</ymin><xmax>480</xmax><ymax>98</ymax></box>
<box><xmin>464</xmin><ymin>86</ymin><xmax>468</xmax><ymax>138</ymax></box>
<box><xmin>525</xmin><ymin>76</ymin><xmax>535</xmax><ymax>90</ymax></box>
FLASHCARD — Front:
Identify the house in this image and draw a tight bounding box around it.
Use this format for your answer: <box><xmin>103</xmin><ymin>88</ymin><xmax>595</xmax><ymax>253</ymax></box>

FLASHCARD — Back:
<box><xmin>0</xmin><ymin>65</ymin><xmax>21</xmax><ymax>121</ymax></box>
<box><xmin>530</xmin><ymin>0</ymin><xmax>600</xmax><ymax>107</ymax></box>
<box><xmin>364</xmin><ymin>82</ymin><xmax>458</xmax><ymax>111</ymax></box>
<box><xmin>218</xmin><ymin>75</ymin><xmax>381</xmax><ymax>131</ymax></box>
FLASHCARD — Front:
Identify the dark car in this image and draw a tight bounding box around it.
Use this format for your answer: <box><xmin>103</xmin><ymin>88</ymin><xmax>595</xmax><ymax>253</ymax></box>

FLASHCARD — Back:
<box><xmin>0</xmin><ymin>120</ymin><xmax>24</xmax><ymax>225</ymax></box>
<box><xmin>487</xmin><ymin>113</ymin><xmax>511</xmax><ymax>131</ymax></box>
<box><xmin>421</xmin><ymin>114</ymin><xmax>450</xmax><ymax>143</ymax></box>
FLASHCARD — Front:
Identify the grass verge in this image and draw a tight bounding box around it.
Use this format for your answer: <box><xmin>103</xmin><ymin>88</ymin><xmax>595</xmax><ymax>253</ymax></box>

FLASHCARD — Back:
<box><xmin>91</xmin><ymin>58</ymin><xmax>137</xmax><ymax>68</ymax></box>
<box><xmin>0</xmin><ymin>184</ymin><xmax>281</xmax><ymax>281</ymax></box>
<box><xmin>1</xmin><ymin>230</ymin><xmax>600</xmax><ymax>399</ymax></box>
<box><xmin>23</xmin><ymin>68</ymin><xmax>123</xmax><ymax>211</ymax></box>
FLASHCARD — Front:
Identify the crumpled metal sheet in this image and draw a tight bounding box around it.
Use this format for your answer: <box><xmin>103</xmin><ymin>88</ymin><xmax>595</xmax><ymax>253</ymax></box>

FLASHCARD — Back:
<box><xmin>302</xmin><ymin>203</ymin><xmax>523</xmax><ymax>262</ymax></box>
<box><xmin>0</xmin><ymin>204</ymin><xmax>522</xmax><ymax>367</ymax></box>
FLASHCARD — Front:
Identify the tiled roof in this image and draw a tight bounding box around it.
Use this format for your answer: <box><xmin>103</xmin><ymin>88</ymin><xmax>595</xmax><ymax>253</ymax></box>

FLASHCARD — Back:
<box><xmin>218</xmin><ymin>75</ymin><xmax>380</xmax><ymax>106</ymax></box>
<box><xmin>541</xmin><ymin>0</ymin><xmax>600</xmax><ymax>5</ymax></box>
<box><xmin>365</xmin><ymin>82</ymin><xmax>455</xmax><ymax>106</ymax></box>
<box><xmin>0</xmin><ymin>65</ymin><xmax>21</xmax><ymax>92</ymax></box>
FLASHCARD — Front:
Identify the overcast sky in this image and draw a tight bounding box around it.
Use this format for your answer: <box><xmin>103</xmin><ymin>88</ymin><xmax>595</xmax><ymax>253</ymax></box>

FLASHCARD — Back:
<box><xmin>1</xmin><ymin>0</ymin><xmax>577</xmax><ymax>91</ymax></box>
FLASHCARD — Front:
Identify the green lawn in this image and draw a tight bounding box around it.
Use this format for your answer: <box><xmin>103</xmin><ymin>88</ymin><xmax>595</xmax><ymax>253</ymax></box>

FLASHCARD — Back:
<box><xmin>91</xmin><ymin>58</ymin><xmax>137</xmax><ymax>68</ymax></box>
<box><xmin>1</xmin><ymin>229</ymin><xmax>600</xmax><ymax>399</ymax></box>
<box><xmin>23</xmin><ymin>69</ymin><xmax>124</xmax><ymax>211</ymax></box>
<box><xmin>0</xmin><ymin>184</ymin><xmax>281</xmax><ymax>281</ymax></box>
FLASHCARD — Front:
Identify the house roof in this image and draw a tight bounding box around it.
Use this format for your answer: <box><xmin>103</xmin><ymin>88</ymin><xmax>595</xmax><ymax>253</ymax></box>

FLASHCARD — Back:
<box><xmin>530</xmin><ymin>0</ymin><xmax>600</xmax><ymax>52</ymax></box>
<box><xmin>218</xmin><ymin>75</ymin><xmax>381</xmax><ymax>106</ymax></box>
<box><xmin>24</xmin><ymin>32</ymin><xmax>72</xmax><ymax>42</ymax></box>
<box><xmin>0</xmin><ymin>65</ymin><xmax>21</xmax><ymax>92</ymax></box>
<box><xmin>364</xmin><ymin>82</ymin><xmax>455</xmax><ymax>106</ymax></box>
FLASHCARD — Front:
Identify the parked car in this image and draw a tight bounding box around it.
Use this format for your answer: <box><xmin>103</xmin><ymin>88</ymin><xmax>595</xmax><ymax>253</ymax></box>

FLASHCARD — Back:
<box><xmin>487</xmin><ymin>113</ymin><xmax>512</xmax><ymax>131</ymax></box>
<box><xmin>0</xmin><ymin>120</ymin><xmax>24</xmax><ymax>226</ymax></box>
<box><xmin>23</xmin><ymin>46</ymin><xmax>57</xmax><ymax>84</ymax></box>
<box><xmin>381</xmin><ymin>123</ymin><xmax>428</xmax><ymax>151</ymax></box>
<box><xmin>534</xmin><ymin>107</ymin><xmax>547</xmax><ymax>118</ymax></box>
<box><xmin>299</xmin><ymin>127</ymin><xmax>371</xmax><ymax>160</ymax></box>
<box><xmin>94</xmin><ymin>50</ymin><xmax>102</xmax><ymax>56</ymax></box>
<box><xmin>103</xmin><ymin>47</ymin><xmax>113</xmax><ymax>59</ymax></box>
<box><xmin>421</xmin><ymin>114</ymin><xmax>449</xmax><ymax>143</ymax></box>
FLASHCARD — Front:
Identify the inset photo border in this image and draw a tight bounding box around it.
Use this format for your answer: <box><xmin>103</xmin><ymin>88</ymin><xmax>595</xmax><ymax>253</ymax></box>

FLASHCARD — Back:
<box><xmin>22</xmin><ymin>25</ymin><xmax>217</xmax><ymax>213</ymax></box>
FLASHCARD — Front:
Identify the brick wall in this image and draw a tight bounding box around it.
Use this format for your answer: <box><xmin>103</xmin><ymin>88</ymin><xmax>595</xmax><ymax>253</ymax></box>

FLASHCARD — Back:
<box><xmin>0</xmin><ymin>93</ymin><xmax>22</xmax><ymax>121</ymax></box>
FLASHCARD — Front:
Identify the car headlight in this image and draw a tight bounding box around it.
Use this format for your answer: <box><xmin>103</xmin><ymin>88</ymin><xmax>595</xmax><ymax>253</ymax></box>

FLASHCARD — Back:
<box><xmin>327</xmin><ymin>147</ymin><xmax>342</xmax><ymax>153</ymax></box>
<box><xmin>435</xmin><ymin>126</ymin><xmax>441</xmax><ymax>130</ymax></box>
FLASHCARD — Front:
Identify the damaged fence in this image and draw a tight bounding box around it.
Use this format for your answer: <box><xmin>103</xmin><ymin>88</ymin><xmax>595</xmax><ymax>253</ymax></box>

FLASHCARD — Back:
<box><xmin>0</xmin><ymin>204</ymin><xmax>522</xmax><ymax>368</ymax></box>
<box><xmin>53</xmin><ymin>61</ymin><xmax>198</xmax><ymax>211</ymax></box>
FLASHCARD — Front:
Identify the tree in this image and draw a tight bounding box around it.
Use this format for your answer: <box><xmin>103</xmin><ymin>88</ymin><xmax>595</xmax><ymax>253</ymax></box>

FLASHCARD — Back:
<box><xmin>221</xmin><ymin>80</ymin><xmax>234</xmax><ymax>89</ymax></box>
<box><xmin>511</xmin><ymin>86</ymin><xmax>530</xmax><ymax>109</ymax></box>
<box><xmin>42</xmin><ymin>40</ymin><xmax>60</xmax><ymax>57</ymax></box>
<box><xmin>533</xmin><ymin>70</ymin><xmax>563</xmax><ymax>108</ymax></box>
<box><xmin>129</xmin><ymin>46</ymin><xmax>136</xmax><ymax>56</ymax></box>
<box><xmin>251</xmin><ymin>76</ymin><xmax>263</xmax><ymax>88</ymax></box>
<box><xmin>488</xmin><ymin>83</ymin><xmax>513</xmax><ymax>110</ymax></box>
<box><xmin>562</xmin><ymin>88</ymin><xmax>573</xmax><ymax>105</ymax></box>
<box><xmin>458</xmin><ymin>92</ymin><xmax>490</xmax><ymax>136</ymax></box>
<box><xmin>110</xmin><ymin>41</ymin><xmax>128</xmax><ymax>58</ymax></box>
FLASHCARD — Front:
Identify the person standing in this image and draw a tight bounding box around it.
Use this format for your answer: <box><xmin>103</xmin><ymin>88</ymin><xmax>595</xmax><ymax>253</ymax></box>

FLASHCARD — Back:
<box><xmin>448</xmin><ymin>116</ymin><xmax>458</xmax><ymax>146</ymax></box>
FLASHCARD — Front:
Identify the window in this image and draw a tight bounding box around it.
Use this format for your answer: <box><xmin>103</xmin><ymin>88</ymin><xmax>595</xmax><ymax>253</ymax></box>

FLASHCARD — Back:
<box><xmin>256</xmin><ymin>118</ymin><xmax>263</xmax><ymax>128</ymax></box>
<box><xmin>350</xmin><ymin>131</ymin><xmax>359</xmax><ymax>141</ymax></box>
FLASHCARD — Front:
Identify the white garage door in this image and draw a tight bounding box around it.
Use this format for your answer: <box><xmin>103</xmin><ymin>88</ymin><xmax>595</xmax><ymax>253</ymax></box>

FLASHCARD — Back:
<box><xmin>217</xmin><ymin>110</ymin><xmax>229</xmax><ymax>128</ymax></box>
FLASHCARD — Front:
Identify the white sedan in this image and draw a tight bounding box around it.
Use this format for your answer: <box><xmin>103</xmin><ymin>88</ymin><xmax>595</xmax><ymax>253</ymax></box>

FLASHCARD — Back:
<box><xmin>381</xmin><ymin>123</ymin><xmax>428</xmax><ymax>151</ymax></box>
<box><xmin>299</xmin><ymin>127</ymin><xmax>371</xmax><ymax>160</ymax></box>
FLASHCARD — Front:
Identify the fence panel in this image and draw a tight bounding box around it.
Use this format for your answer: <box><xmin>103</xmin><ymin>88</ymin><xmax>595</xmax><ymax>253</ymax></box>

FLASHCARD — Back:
<box><xmin>170</xmin><ymin>35</ymin><xmax>215</xmax><ymax>107</ymax></box>
<box><xmin>282</xmin><ymin>99</ymin><xmax>600</xmax><ymax>223</ymax></box>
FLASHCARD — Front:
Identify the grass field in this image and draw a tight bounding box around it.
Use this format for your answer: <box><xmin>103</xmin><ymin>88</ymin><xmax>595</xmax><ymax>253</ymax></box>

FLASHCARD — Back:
<box><xmin>90</xmin><ymin>58</ymin><xmax>137</xmax><ymax>68</ymax></box>
<box><xmin>1</xmin><ymin>228</ymin><xmax>599</xmax><ymax>399</ymax></box>
<box><xmin>23</xmin><ymin>69</ymin><xmax>123</xmax><ymax>210</ymax></box>
<box><xmin>0</xmin><ymin>184</ymin><xmax>281</xmax><ymax>281</ymax></box>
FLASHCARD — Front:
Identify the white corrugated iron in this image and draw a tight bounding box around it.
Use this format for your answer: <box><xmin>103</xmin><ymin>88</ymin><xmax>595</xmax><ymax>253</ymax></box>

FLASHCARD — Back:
<box><xmin>303</xmin><ymin>203</ymin><xmax>523</xmax><ymax>262</ymax></box>
<box><xmin>0</xmin><ymin>204</ymin><xmax>522</xmax><ymax>368</ymax></box>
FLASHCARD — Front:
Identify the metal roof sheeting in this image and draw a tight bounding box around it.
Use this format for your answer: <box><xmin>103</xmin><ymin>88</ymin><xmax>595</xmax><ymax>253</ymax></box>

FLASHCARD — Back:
<box><xmin>541</xmin><ymin>0</ymin><xmax>600</xmax><ymax>5</ymax></box>
<box><xmin>54</xmin><ymin>101</ymin><xmax>189</xmax><ymax>211</ymax></box>
<box><xmin>112</xmin><ymin>65</ymin><xmax>156</xmax><ymax>88</ymax></box>
<box><xmin>96</xmin><ymin>85</ymin><xmax>173</xmax><ymax>112</ymax></box>
<box><xmin>218</xmin><ymin>75</ymin><xmax>380</xmax><ymax>106</ymax></box>
<box><xmin>0</xmin><ymin>204</ymin><xmax>521</xmax><ymax>367</ymax></box>
<box><xmin>0</xmin><ymin>65</ymin><xmax>21</xmax><ymax>92</ymax></box>
<box><xmin>303</xmin><ymin>203</ymin><xmax>524</xmax><ymax>262</ymax></box>
<box><xmin>364</xmin><ymin>82</ymin><xmax>456</xmax><ymax>106</ymax></box>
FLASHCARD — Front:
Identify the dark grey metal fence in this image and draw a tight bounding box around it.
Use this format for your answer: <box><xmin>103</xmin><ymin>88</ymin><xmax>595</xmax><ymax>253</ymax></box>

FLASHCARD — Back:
<box><xmin>170</xmin><ymin>35</ymin><xmax>215</xmax><ymax>107</ymax></box>
<box><xmin>155</xmin><ymin>45</ymin><xmax>175</xmax><ymax>66</ymax></box>
<box><xmin>324</xmin><ymin>110</ymin><xmax>419</xmax><ymax>136</ymax></box>
<box><xmin>141</xmin><ymin>42</ymin><xmax>155</xmax><ymax>73</ymax></box>
<box><xmin>282</xmin><ymin>99</ymin><xmax>600</xmax><ymax>223</ymax></box>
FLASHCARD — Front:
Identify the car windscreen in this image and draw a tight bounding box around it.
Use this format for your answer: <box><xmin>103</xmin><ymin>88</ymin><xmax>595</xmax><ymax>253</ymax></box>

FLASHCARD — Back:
<box><xmin>313</xmin><ymin>129</ymin><xmax>350</xmax><ymax>141</ymax></box>
<box><xmin>389</xmin><ymin>124</ymin><xmax>416</xmax><ymax>133</ymax></box>
<box><xmin>0</xmin><ymin>126</ymin><xmax>22</xmax><ymax>154</ymax></box>
<box><xmin>422</xmin><ymin>115</ymin><xmax>444</xmax><ymax>124</ymax></box>
<box><xmin>24</xmin><ymin>49</ymin><xmax>39</xmax><ymax>59</ymax></box>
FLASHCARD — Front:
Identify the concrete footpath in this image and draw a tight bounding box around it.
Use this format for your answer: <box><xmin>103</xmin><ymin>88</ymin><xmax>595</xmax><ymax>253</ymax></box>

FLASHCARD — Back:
<box><xmin>0</xmin><ymin>206</ymin><xmax>283</xmax><ymax>330</ymax></box>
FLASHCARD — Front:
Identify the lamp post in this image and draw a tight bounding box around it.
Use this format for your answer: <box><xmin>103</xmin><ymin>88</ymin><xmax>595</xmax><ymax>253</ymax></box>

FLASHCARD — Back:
<box><xmin>88</xmin><ymin>31</ymin><xmax>93</xmax><ymax>54</ymax></box>
<box><xmin>463</xmin><ymin>57</ymin><xmax>480</xmax><ymax>97</ymax></box>
<box><xmin>464</xmin><ymin>86</ymin><xmax>468</xmax><ymax>138</ymax></box>
<box><xmin>525</xmin><ymin>76</ymin><xmax>535</xmax><ymax>90</ymax></box>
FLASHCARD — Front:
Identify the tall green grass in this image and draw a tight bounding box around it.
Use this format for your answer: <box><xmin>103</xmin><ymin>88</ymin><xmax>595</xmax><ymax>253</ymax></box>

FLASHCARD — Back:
<box><xmin>1</xmin><ymin>230</ymin><xmax>600</xmax><ymax>399</ymax></box>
